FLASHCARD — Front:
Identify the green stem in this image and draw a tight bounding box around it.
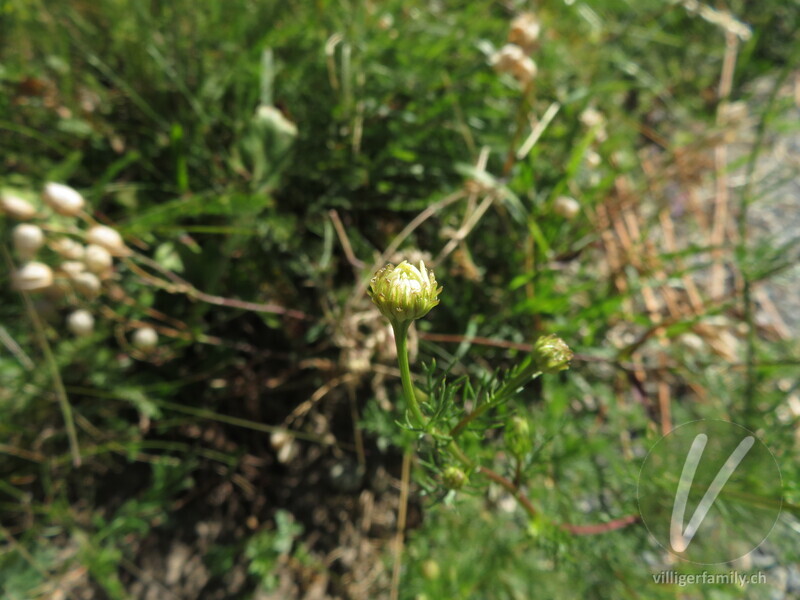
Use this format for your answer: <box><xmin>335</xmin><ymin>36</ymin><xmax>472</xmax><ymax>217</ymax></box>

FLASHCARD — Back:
<box><xmin>393</xmin><ymin>322</ymin><xmax>425</xmax><ymax>428</ymax></box>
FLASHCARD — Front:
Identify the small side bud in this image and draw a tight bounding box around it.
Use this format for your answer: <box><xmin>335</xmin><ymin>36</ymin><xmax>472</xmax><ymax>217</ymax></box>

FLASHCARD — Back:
<box><xmin>505</xmin><ymin>415</ymin><xmax>533</xmax><ymax>458</ymax></box>
<box><xmin>531</xmin><ymin>334</ymin><xmax>573</xmax><ymax>374</ymax></box>
<box><xmin>421</xmin><ymin>560</ymin><xmax>441</xmax><ymax>581</ymax></box>
<box><xmin>442</xmin><ymin>466</ymin><xmax>468</xmax><ymax>490</ymax></box>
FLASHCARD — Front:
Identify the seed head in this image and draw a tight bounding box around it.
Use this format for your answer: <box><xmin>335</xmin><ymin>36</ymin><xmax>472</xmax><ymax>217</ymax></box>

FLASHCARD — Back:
<box><xmin>368</xmin><ymin>260</ymin><xmax>442</xmax><ymax>326</ymax></box>
<box><xmin>67</xmin><ymin>310</ymin><xmax>95</xmax><ymax>337</ymax></box>
<box><xmin>84</xmin><ymin>244</ymin><xmax>113</xmax><ymax>274</ymax></box>
<box><xmin>12</xmin><ymin>262</ymin><xmax>54</xmax><ymax>292</ymax></box>
<box><xmin>554</xmin><ymin>196</ymin><xmax>580</xmax><ymax>220</ymax></box>
<box><xmin>86</xmin><ymin>225</ymin><xmax>128</xmax><ymax>256</ymax></box>
<box><xmin>42</xmin><ymin>183</ymin><xmax>85</xmax><ymax>216</ymax></box>
<box><xmin>1</xmin><ymin>194</ymin><xmax>37</xmax><ymax>220</ymax></box>
<box><xmin>52</xmin><ymin>237</ymin><xmax>85</xmax><ymax>260</ymax></box>
<box><xmin>12</xmin><ymin>224</ymin><xmax>45</xmax><ymax>259</ymax></box>
<box><xmin>132</xmin><ymin>327</ymin><xmax>159</xmax><ymax>351</ymax></box>
<box><xmin>73</xmin><ymin>272</ymin><xmax>101</xmax><ymax>299</ymax></box>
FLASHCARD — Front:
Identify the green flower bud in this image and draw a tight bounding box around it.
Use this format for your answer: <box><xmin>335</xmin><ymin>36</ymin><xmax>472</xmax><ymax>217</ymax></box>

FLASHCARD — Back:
<box><xmin>505</xmin><ymin>415</ymin><xmax>533</xmax><ymax>458</ymax></box>
<box><xmin>531</xmin><ymin>334</ymin><xmax>573</xmax><ymax>374</ymax></box>
<box><xmin>421</xmin><ymin>560</ymin><xmax>441</xmax><ymax>581</ymax></box>
<box><xmin>368</xmin><ymin>260</ymin><xmax>442</xmax><ymax>326</ymax></box>
<box><xmin>442</xmin><ymin>466</ymin><xmax>467</xmax><ymax>490</ymax></box>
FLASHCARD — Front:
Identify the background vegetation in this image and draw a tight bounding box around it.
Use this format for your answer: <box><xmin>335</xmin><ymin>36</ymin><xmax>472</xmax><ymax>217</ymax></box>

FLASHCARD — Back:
<box><xmin>1</xmin><ymin>0</ymin><xmax>799</xmax><ymax>598</ymax></box>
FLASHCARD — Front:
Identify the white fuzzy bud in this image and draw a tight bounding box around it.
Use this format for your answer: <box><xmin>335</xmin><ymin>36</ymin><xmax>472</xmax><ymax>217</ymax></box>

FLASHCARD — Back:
<box><xmin>84</xmin><ymin>244</ymin><xmax>113</xmax><ymax>274</ymax></box>
<box><xmin>67</xmin><ymin>309</ymin><xmax>95</xmax><ymax>337</ymax></box>
<box><xmin>554</xmin><ymin>196</ymin><xmax>581</xmax><ymax>219</ymax></box>
<box><xmin>52</xmin><ymin>237</ymin><xmax>85</xmax><ymax>260</ymax></box>
<box><xmin>1</xmin><ymin>195</ymin><xmax>37</xmax><ymax>220</ymax></box>
<box><xmin>12</xmin><ymin>262</ymin><xmax>54</xmax><ymax>292</ymax></box>
<box><xmin>86</xmin><ymin>225</ymin><xmax>128</xmax><ymax>256</ymax></box>
<box><xmin>132</xmin><ymin>327</ymin><xmax>159</xmax><ymax>351</ymax></box>
<box><xmin>43</xmin><ymin>183</ymin><xmax>85</xmax><ymax>216</ymax></box>
<box><xmin>73</xmin><ymin>272</ymin><xmax>101</xmax><ymax>299</ymax></box>
<box><xmin>12</xmin><ymin>224</ymin><xmax>45</xmax><ymax>259</ymax></box>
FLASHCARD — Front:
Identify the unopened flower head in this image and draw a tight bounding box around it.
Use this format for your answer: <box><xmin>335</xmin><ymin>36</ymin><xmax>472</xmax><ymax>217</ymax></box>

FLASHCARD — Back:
<box><xmin>505</xmin><ymin>415</ymin><xmax>534</xmax><ymax>458</ymax></box>
<box><xmin>442</xmin><ymin>466</ymin><xmax>468</xmax><ymax>490</ymax></box>
<box><xmin>531</xmin><ymin>334</ymin><xmax>573</xmax><ymax>373</ymax></box>
<box><xmin>368</xmin><ymin>260</ymin><xmax>442</xmax><ymax>326</ymax></box>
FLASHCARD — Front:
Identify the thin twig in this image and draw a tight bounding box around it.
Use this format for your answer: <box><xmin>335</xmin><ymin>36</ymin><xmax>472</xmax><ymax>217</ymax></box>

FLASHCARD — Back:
<box><xmin>126</xmin><ymin>255</ymin><xmax>311</xmax><ymax>320</ymax></box>
<box><xmin>329</xmin><ymin>209</ymin><xmax>365</xmax><ymax>270</ymax></box>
